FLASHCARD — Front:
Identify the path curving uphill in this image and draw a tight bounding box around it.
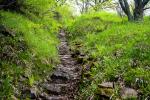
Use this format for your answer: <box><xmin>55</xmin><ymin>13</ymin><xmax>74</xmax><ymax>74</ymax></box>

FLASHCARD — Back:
<box><xmin>39</xmin><ymin>30</ymin><xmax>82</xmax><ymax>100</ymax></box>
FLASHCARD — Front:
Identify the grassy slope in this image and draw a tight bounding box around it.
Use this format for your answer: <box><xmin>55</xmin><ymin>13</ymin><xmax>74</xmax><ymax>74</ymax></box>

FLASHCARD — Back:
<box><xmin>0</xmin><ymin>13</ymin><xmax>59</xmax><ymax>99</ymax></box>
<box><xmin>0</xmin><ymin>0</ymin><xmax>67</xmax><ymax>99</ymax></box>
<box><xmin>67</xmin><ymin>12</ymin><xmax>150</xmax><ymax>99</ymax></box>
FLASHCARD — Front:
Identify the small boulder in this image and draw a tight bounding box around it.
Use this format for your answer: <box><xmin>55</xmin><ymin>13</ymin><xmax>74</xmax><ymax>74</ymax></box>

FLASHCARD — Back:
<box><xmin>97</xmin><ymin>82</ymin><xmax>114</xmax><ymax>98</ymax></box>
<box><xmin>121</xmin><ymin>87</ymin><xmax>138</xmax><ymax>99</ymax></box>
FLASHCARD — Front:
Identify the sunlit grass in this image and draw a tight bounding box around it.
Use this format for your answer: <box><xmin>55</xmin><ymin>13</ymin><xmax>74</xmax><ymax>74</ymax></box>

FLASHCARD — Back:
<box><xmin>0</xmin><ymin>9</ymin><xmax>59</xmax><ymax>99</ymax></box>
<box><xmin>1</xmin><ymin>11</ymin><xmax>59</xmax><ymax>58</ymax></box>
<box><xmin>68</xmin><ymin>12</ymin><xmax>150</xmax><ymax>99</ymax></box>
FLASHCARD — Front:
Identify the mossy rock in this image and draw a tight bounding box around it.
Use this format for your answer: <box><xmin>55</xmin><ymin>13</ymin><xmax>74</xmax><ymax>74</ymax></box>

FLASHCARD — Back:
<box><xmin>96</xmin><ymin>82</ymin><xmax>114</xmax><ymax>98</ymax></box>
<box><xmin>97</xmin><ymin>88</ymin><xmax>114</xmax><ymax>97</ymax></box>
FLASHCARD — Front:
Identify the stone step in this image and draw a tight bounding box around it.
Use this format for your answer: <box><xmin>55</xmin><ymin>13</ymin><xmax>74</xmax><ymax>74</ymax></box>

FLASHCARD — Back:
<box><xmin>53</xmin><ymin>64</ymin><xmax>81</xmax><ymax>79</ymax></box>
<box><xmin>59</xmin><ymin>55</ymin><xmax>74</xmax><ymax>60</ymax></box>
<box><xmin>51</xmin><ymin>70</ymin><xmax>70</xmax><ymax>81</ymax></box>
<box><xmin>59</xmin><ymin>46</ymin><xmax>69</xmax><ymax>49</ymax></box>
<box><xmin>43</xmin><ymin>83</ymin><xmax>69</xmax><ymax>95</ymax></box>
<box><xmin>46</xmin><ymin>96</ymin><xmax>68</xmax><ymax>100</ymax></box>
<box><xmin>60</xmin><ymin>57</ymin><xmax>74</xmax><ymax>61</ymax></box>
<box><xmin>56</xmin><ymin>65</ymin><xmax>79</xmax><ymax>72</ymax></box>
<box><xmin>59</xmin><ymin>50</ymin><xmax>70</xmax><ymax>55</ymax></box>
<box><xmin>50</xmin><ymin>72</ymin><xmax>79</xmax><ymax>84</ymax></box>
<box><xmin>59</xmin><ymin>32</ymin><xmax>66</xmax><ymax>37</ymax></box>
<box><xmin>60</xmin><ymin>41</ymin><xmax>68</xmax><ymax>45</ymax></box>
<box><xmin>39</xmin><ymin>93</ymin><xmax>68</xmax><ymax>100</ymax></box>
<box><xmin>50</xmin><ymin>78</ymin><xmax>68</xmax><ymax>84</ymax></box>
<box><xmin>59</xmin><ymin>45</ymin><xmax>68</xmax><ymax>49</ymax></box>
<box><xmin>61</xmin><ymin>60</ymin><xmax>76</xmax><ymax>65</ymax></box>
<box><xmin>59</xmin><ymin>37</ymin><xmax>67</xmax><ymax>42</ymax></box>
<box><xmin>59</xmin><ymin>55</ymin><xmax>72</xmax><ymax>59</ymax></box>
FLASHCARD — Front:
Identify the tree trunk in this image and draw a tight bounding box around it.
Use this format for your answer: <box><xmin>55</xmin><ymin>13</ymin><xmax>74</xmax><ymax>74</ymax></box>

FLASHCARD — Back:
<box><xmin>133</xmin><ymin>7</ymin><xmax>144</xmax><ymax>21</ymax></box>
<box><xmin>119</xmin><ymin>0</ymin><xmax>134</xmax><ymax>21</ymax></box>
<box><xmin>119</xmin><ymin>0</ymin><xmax>150</xmax><ymax>22</ymax></box>
<box><xmin>133</xmin><ymin>0</ymin><xmax>144</xmax><ymax>21</ymax></box>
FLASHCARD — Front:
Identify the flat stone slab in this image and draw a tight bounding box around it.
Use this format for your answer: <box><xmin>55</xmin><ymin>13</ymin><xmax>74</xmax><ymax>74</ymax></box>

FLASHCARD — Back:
<box><xmin>51</xmin><ymin>70</ymin><xmax>70</xmax><ymax>80</ymax></box>
<box><xmin>47</xmin><ymin>96</ymin><xmax>68</xmax><ymax>100</ymax></box>
<box><xmin>59</xmin><ymin>55</ymin><xmax>72</xmax><ymax>59</ymax></box>
<box><xmin>43</xmin><ymin>83</ymin><xmax>69</xmax><ymax>95</ymax></box>
<box><xmin>98</xmin><ymin>82</ymin><xmax>114</xmax><ymax>88</ymax></box>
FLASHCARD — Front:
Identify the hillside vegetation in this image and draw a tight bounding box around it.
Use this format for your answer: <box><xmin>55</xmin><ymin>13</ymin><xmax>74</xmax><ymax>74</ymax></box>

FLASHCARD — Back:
<box><xmin>0</xmin><ymin>0</ymin><xmax>150</xmax><ymax>100</ymax></box>
<box><xmin>0</xmin><ymin>0</ymin><xmax>72</xmax><ymax>99</ymax></box>
<box><xmin>67</xmin><ymin>12</ymin><xmax>150</xmax><ymax>99</ymax></box>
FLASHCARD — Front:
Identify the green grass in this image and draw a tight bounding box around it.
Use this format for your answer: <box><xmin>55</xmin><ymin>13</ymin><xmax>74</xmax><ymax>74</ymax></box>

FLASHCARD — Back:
<box><xmin>0</xmin><ymin>18</ymin><xmax>58</xmax><ymax>99</ymax></box>
<box><xmin>0</xmin><ymin>0</ymin><xmax>75</xmax><ymax>99</ymax></box>
<box><xmin>0</xmin><ymin>0</ymin><xmax>62</xmax><ymax>98</ymax></box>
<box><xmin>1</xmin><ymin>11</ymin><xmax>59</xmax><ymax>58</ymax></box>
<box><xmin>67</xmin><ymin>12</ymin><xmax>150</xmax><ymax>99</ymax></box>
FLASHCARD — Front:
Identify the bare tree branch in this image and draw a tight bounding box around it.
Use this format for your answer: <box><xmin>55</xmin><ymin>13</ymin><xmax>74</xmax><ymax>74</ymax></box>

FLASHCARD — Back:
<box><xmin>143</xmin><ymin>6</ymin><xmax>150</xmax><ymax>10</ymax></box>
<box><xmin>143</xmin><ymin>0</ymin><xmax>150</xmax><ymax>7</ymax></box>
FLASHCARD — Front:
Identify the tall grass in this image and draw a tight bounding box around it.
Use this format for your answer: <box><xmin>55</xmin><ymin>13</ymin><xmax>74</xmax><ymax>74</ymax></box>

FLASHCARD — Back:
<box><xmin>68</xmin><ymin>12</ymin><xmax>150</xmax><ymax>99</ymax></box>
<box><xmin>0</xmin><ymin>0</ymin><xmax>62</xmax><ymax>99</ymax></box>
<box><xmin>1</xmin><ymin>11</ymin><xmax>59</xmax><ymax>58</ymax></box>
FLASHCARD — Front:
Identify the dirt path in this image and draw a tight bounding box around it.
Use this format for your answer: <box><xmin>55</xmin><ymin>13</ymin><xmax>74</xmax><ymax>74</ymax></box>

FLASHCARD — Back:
<box><xmin>38</xmin><ymin>30</ymin><xmax>82</xmax><ymax>100</ymax></box>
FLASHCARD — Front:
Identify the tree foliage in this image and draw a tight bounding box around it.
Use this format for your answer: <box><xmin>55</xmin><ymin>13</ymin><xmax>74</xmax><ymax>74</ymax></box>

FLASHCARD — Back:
<box><xmin>75</xmin><ymin>0</ymin><xmax>112</xmax><ymax>13</ymax></box>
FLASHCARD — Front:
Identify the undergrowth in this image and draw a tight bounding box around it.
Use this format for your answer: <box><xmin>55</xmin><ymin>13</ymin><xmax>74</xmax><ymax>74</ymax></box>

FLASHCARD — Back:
<box><xmin>0</xmin><ymin>0</ymin><xmax>72</xmax><ymax>99</ymax></box>
<box><xmin>67</xmin><ymin>12</ymin><xmax>150</xmax><ymax>99</ymax></box>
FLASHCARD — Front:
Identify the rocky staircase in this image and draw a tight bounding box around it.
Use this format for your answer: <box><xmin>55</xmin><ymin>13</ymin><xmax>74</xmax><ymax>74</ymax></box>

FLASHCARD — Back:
<box><xmin>38</xmin><ymin>30</ymin><xmax>82</xmax><ymax>100</ymax></box>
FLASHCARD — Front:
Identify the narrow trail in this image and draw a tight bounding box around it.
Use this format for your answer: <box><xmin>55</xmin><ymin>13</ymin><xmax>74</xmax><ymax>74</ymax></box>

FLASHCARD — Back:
<box><xmin>39</xmin><ymin>30</ymin><xmax>82</xmax><ymax>100</ymax></box>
